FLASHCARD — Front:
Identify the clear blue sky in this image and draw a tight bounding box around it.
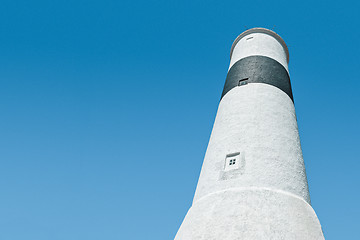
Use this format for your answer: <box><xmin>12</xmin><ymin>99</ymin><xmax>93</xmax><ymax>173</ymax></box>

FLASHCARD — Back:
<box><xmin>0</xmin><ymin>0</ymin><xmax>359</xmax><ymax>239</ymax></box>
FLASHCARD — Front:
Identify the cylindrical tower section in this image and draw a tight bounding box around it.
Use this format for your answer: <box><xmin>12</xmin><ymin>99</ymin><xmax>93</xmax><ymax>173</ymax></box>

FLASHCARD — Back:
<box><xmin>193</xmin><ymin>28</ymin><xmax>308</xmax><ymax>203</ymax></box>
<box><xmin>229</xmin><ymin>28</ymin><xmax>289</xmax><ymax>71</ymax></box>
<box><xmin>175</xmin><ymin>28</ymin><xmax>324</xmax><ymax>240</ymax></box>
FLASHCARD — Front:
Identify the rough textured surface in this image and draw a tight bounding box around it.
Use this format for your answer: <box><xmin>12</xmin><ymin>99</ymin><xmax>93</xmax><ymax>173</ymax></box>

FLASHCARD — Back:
<box><xmin>193</xmin><ymin>84</ymin><xmax>310</xmax><ymax>204</ymax></box>
<box><xmin>175</xmin><ymin>188</ymin><xmax>324</xmax><ymax>240</ymax></box>
<box><xmin>175</xmin><ymin>28</ymin><xmax>324</xmax><ymax>239</ymax></box>
<box><xmin>222</xmin><ymin>55</ymin><xmax>293</xmax><ymax>101</ymax></box>
<box><xmin>229</xmin><ymin>32</ymin><xmax>288</xmax><ymax>72</ymax></box>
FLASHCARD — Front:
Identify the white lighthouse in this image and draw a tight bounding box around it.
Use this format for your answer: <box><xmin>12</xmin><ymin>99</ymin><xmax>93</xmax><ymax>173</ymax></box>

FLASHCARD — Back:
<box><xmin>175</xmin><ymin>28</ymin><xmax>325</xmax><ymax>239</ymax></box>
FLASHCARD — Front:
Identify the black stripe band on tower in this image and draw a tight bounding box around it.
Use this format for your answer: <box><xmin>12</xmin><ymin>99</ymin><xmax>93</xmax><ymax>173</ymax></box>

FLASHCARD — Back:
<box><xmin>221</xmin><ymin>56</ymin><xmax>293</xmax><ymax>102</ymax></box>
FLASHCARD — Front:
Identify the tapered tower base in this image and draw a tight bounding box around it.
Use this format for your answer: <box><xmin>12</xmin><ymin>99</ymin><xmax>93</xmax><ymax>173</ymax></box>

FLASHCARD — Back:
<box><xmin>175</xmin><ymin>188</ymin><xmax>324</xmax><ymax>240</ymax></box>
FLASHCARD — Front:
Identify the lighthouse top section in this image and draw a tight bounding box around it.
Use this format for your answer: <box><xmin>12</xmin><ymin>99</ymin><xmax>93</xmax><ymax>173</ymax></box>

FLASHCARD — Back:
<box><xmin>229</xmin><ymin>28</ymin><xmax>289</xmax><ymax>72</ymax></box>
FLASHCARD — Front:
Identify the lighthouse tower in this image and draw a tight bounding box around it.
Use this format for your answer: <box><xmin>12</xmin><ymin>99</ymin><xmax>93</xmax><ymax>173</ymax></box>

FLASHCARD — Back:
<box><xmin>175</xmin><ymin>28</ymin><xmax>324</xmax><ymax>239</ymax></box>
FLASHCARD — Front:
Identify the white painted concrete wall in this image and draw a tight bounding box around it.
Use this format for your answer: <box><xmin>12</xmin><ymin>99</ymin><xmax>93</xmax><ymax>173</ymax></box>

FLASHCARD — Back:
<box><xmin>193</xmin><ymin>83</ymin><xmax>310</xmax><ymax>204</ymax></box>
<box><xmin>175</xmin><ymin>28</ymin><xmax>324</xmax><ymax>239</ymax></box>
<box><xmin>176</xmin><ymin>84</ymin><xmax>324</xmax><ymax>239</ymax></box>
<box><xmin>176</xmin><ymin>188</ymin><xmax>324</xmax><ymax>240</ymax></box>
<box><xmin>229</xmin><ymin>32</ymin><xmax>289</xmax><ymax>72</ymax></box>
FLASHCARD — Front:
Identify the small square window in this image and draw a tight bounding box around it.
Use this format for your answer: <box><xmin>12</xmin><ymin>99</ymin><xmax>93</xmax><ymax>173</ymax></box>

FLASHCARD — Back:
<box><xmin>224</xmin><ymin>153</ymin><xmax>240</xmax><ymax>171</ymax></box>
